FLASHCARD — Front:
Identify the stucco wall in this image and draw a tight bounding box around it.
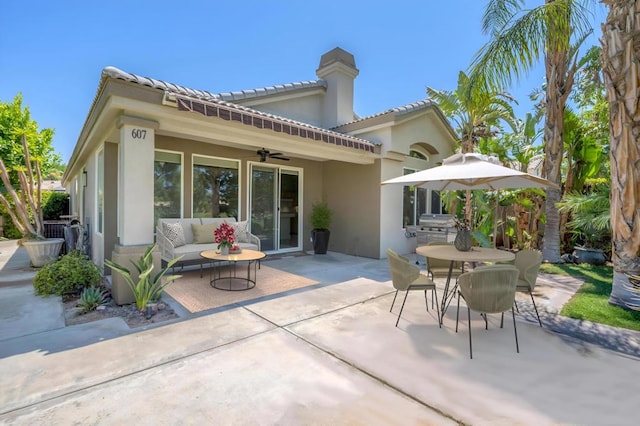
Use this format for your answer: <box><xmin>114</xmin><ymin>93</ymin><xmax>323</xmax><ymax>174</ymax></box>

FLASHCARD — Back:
<box><xmin>390</xmin><ymin>112</ymin><xmax>454</xmax><ymax>163</ymax></box>
<box><xmin>104</xmin><ymin>142</ymin><xmax>118</xmax><ymax>268</ymax></box>
<box><xmin>239</xmin><ymin>94</ymin><xmax>325</xmax><ymax>128</ymax></box>
<box><xmin>322</xmin><ymin>160</ymin><xmax>381</xmax><ymax>258</ymax></box>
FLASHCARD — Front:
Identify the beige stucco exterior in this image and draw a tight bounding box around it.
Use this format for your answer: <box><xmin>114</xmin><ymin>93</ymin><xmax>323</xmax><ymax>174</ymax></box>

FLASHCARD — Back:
<box><xmin>63</xmin><ymin>47</ymin><xmax>458</xmax><ymax>276</ymax></box>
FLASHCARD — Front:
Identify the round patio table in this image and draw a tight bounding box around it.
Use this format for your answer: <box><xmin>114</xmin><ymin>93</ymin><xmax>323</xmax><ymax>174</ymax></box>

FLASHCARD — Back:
<box><xmin>200</xmin><ymin>249</ymin><xmax>266</xmax><ymax>291</ymax></box>
<box><xmin>416</xmin><ymin>245</ymin><xmax>515</xmax><ymax>324</ymax></box>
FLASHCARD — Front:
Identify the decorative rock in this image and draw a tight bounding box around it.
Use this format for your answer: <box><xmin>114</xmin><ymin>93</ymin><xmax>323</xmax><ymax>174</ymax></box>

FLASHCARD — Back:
<box><xmin>96</xmin><ymin>305</ymin><xmax>106</xmax><ymax>311</ymax></box>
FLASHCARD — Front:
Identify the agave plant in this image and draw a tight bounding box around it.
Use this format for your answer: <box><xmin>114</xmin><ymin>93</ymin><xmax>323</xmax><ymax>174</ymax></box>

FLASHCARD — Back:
<box><xmin>104</xmin><ymin>244</ymin><xmax>182</xmax><ymax>310</ymax></box>
<box><xmin>76</xmin><ymin>286</ymin><xmax>109</xmax><ymax>314</ymax></box>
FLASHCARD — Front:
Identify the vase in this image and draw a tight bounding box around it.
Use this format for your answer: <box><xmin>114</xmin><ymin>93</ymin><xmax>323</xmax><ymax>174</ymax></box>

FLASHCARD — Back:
<box><xmin>454</xmin><ymin>229</ymin><xmax>472</xmax><ymax>252</ymax></box>
<box><xmin>220</xmin><ymin>246</ymin><xmax>229</xmax><ymax>255</ymax></box>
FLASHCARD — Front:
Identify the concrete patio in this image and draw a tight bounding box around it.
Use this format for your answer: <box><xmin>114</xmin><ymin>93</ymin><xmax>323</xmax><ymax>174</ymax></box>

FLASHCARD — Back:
<box><xmin>1</xmin><ymin>239</ymin><xmax>639</xmax><ymax>425</ymax></box>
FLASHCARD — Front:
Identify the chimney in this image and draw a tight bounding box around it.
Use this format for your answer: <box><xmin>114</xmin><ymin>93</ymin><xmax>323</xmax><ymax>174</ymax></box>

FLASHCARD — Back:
<box><xmin>316</xmin><ymin>47</ymin><xmax>359</xmax><ymax>128</ymax></box>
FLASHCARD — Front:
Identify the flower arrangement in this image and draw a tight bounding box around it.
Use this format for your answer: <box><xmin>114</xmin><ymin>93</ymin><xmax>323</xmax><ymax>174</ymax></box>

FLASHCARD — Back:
<box><xmin>214</xmin><ymin>222</ymin><xmax>235</xmax><ymax>250</ymax></box>
<box><xmin>453</xmin><ymin>217</ymin><xmax>471</xmax><ymax>231</ymax></box>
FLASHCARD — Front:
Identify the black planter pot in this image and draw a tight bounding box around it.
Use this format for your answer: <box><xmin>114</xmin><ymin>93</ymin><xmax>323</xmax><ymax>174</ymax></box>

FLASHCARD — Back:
<box><xmin>572</xmin><ymin>246</ymin><xmax>606</xmax><ymax>265</ymax></box>
<box><xmin>312</xmin><ymin>229</ymin><xmax>330</xmax><ymax>254</ymax></box>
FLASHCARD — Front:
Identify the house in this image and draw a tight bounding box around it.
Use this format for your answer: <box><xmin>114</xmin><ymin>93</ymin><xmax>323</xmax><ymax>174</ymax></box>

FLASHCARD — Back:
<box><xmin>62</xmin><ymin>47</ymin><xmax>458</xmax><ymax>274</ymax></box>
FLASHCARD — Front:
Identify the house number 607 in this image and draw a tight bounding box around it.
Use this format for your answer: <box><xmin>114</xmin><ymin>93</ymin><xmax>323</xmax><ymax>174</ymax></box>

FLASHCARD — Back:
<box><xmin>131</xmin><ymin>129</ymin><xmax>147</xmax><ymax>139</ymax></box>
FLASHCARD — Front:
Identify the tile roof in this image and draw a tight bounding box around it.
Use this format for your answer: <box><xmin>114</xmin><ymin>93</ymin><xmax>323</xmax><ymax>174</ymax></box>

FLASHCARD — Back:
<box><xmin>101</xmin><ymin>66</ymin><xmax>377</xmax><ymax>153</ymax></box>
<box><xmin>333</xmin><ymin>99</ymin><xmax>437</xmax><ymax>129</ymax></box>
<box><xmin>102</xmin><ymin>66</ymin><xmax>326</xmax><ymax>102</ymax></box>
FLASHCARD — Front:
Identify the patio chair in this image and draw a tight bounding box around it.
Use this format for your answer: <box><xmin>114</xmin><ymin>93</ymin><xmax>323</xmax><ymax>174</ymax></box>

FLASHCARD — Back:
<box><xmin>455</xmin><ymin>264</ymin><xmax>520</xmax><ymax>359</ymax></box>
<box><xmin>514</xmin><ymin>249</ymin><xmax>544</xmax><ymax>327</ymax></box>
<box><xmin>424</xmin><ymin>241</ymin><xmax>464</xmax><ymax>281</ymax></box>
<box><xmin>387</xmin><ymin>249</ymin><xmax>440</xmax><ymax>328</ymax></box>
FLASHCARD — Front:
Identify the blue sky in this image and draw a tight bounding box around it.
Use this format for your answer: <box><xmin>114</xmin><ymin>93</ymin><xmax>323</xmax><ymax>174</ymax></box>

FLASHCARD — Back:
<box><xmin>1</xmin><ymin>1</ymin><xmax>605</xmax><ymax>163</ymax></box>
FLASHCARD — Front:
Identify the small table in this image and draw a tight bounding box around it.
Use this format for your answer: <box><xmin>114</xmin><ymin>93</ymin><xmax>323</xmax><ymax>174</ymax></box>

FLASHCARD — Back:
<box><xmin>416</xmin><ymin>245</ymin><xmax>515</xmax><ymax>324</ymax></box>
<box><xmin>200</xmin><ymin>249</ymin><xmax>266</xmax><ymax>291</ymax></box>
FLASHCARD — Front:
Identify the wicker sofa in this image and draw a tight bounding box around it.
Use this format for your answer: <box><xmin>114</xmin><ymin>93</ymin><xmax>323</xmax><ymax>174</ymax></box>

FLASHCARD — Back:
<box><xmin>156</xmin><ymin>217</ymin><xmax>261</xmax><ymax>270</ymax></box>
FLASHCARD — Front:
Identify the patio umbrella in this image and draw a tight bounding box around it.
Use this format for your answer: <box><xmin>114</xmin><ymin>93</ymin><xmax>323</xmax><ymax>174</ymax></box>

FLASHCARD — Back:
<box><xmin>381</xmin><ymin>153</ymin><xmax>558</xmax><ymax>246</ymax></box>
<box><xmin>381</xmin><ymin>153</ymin><xmax>557</xmax><ymax>191</ymax></box>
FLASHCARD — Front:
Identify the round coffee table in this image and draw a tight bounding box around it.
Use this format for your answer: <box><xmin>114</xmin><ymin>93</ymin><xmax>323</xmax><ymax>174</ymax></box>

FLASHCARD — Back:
<box><xmin>200</xmin><ymin>249</ymin><xmax>266</xmax><ymax>291</ymax></box>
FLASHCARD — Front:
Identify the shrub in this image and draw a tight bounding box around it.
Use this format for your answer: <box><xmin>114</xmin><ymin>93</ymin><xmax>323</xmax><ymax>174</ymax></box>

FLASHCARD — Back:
<box><xmin>42</xmin><ymin>192</ymin><xmax>70</xmax><ymax>220</ymax></box>
<box><xmin>310</xmin><ymin>201</ymin><xmax>332</xmax><ymax>230</ymax></box>
<box><xmin>34</xmin><ymin>251</ymin><xmax>101</xmax><ymax>296</ymax></box>
<box><xmin>76</xmin><ymin>286</ymin><xmax>109</xmax><ymax>314</ymax></box>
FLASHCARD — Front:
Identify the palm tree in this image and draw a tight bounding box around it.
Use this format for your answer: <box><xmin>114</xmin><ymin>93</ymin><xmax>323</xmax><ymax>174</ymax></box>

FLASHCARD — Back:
<box><xmin>469</xmin><ymin>0</ymin><xmax>592</xmax><ymax>263</ymax></box>
<box><xmin>427</xmin><ymin>71</ymin><xmax>517</xmax><ymax>154</ymax></box>
<box><xmin>427</xmin><ymin>71</ymin><xmax>517</xmax><ymax>221</ymax></box>
<box><xmin>600</xmin><ymin>0</ymin><xmax>640</xmax><ymax>310</ymax></box>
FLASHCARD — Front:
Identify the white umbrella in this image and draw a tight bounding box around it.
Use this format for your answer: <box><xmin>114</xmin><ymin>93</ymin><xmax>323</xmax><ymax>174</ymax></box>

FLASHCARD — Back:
<box><xmin>382</xmin><ymin>153</ymin><xmax>558</xmax><ymax>247</ymax></box>
<box><xmin>381</xmin><ymin>153</ymin><xmax>558</xmax><ymax>190</ymax></box>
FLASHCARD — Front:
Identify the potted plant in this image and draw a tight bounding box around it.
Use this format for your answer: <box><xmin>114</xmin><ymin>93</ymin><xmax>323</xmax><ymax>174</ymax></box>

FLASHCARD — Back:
<box><xmin>0</xmin><ymin>135</ymin><xmax>63</xmax><ymax>266</ymax></box>
<box><xmin>310</xmin><ymin>201</ymin><xmax>332</xmax><ymax>254</ymax></box>
<box><xmin>558</xmin><ymin>189</ymin><xmax>610</xmax><ymax>264</ymax></box>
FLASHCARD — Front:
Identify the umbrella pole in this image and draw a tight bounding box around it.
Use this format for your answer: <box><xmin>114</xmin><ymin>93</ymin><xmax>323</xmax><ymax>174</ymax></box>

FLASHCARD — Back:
<box><xmin>493</xmin><ymin>195</ymin><xmax>498</xmax><ymax>248</ymax></box>
<box><xmin>464</xmin><ymin>189</ymin><xmax>473</xmax><ymax>223</ymax></box>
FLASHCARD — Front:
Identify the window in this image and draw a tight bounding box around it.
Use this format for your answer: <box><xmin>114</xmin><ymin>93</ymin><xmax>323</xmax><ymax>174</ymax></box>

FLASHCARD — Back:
<box><xmin>431</xmin><ymin>190</ymin><xmax>444</xmax><ymax>214</ymax></box>
<box><xmin>154</xmin><ymin>151</ymin><xmax>182</xmax><ymax>224</ymax></box>
<box><xmin>192</xmin><ymin>155</ymin><xmax>239</xmax><ymax>219</ymax></box>
<box><xmin>402</xmin><ymin>168</ymin><xmax>427</xmax><ymax>227</ymax></box>
<box><xmin>402</xmin><ymin>168</ymin><xmax>446</xmax><ymax>227</ymax></box>
<box><xmin>409</xmin><ymin>150</ymin><xmax>427</xmax><ymax>160</ymax></box>
<box><xmin>97</xmin><ymin>149</ymin><xmax>104</xmax><ymax>234</ymax></box>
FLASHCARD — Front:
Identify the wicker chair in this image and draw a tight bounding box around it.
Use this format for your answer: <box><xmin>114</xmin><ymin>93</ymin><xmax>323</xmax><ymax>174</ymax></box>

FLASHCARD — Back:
<box><xmin>455</xmin><ymin>264</ymin><xmax>520</xmax><ymax>359</ymax></box>
<box><xmin>423</xmin><ymin>241</ymin><xmax>464</xmax><ymax>281</ymax></box>
<box><xmin>387</xmin><ymin>249</ymin><xmax>440</xmax><ymax>328</ymax></box>
<box><xmin>514</xmin><ymin>250</ymin><xmax>544</xmax><ymax>327</ymax></box>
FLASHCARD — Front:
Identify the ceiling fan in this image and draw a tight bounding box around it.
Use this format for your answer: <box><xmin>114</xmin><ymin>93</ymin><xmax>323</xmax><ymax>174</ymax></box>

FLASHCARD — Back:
<box><xmin>257</xmin><ymin>148</ymin><xmax>290</xmax><ymax>162</ymax></box>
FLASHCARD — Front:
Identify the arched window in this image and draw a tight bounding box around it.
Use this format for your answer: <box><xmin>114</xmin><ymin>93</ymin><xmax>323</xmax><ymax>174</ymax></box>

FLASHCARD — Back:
<box><xmin>409</xmin><ymin>150</ymin><xmax>427</xmax><ymax>160</ymax></box>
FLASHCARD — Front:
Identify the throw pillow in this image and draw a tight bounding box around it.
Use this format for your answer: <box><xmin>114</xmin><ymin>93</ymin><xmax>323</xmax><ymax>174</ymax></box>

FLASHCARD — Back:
<box><xmin>232</xmin><ymin>220</ymin><xmax>249</xmax><ymax>243</ymax></box>
<box><xmin>163</xmin><ymin>222</ymin><xmax>186</xmax><ymax>248</ymax></box>
<box><xmin>191</xmin><ymin>223</ymin><xmax>217</xmax><ymax>244</ymax></box>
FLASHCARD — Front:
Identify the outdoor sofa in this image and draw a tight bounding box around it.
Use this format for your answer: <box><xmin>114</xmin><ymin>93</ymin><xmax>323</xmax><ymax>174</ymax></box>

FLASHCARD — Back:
<box><xmin>156</xmin><ymin>217</ymin><xmax>261</xmax><ymax>272</ymax></box>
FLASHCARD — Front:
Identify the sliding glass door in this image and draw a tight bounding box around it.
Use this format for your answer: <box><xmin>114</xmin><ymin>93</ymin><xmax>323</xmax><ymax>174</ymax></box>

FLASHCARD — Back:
<box><xmin>249</xmin><ymin>164</ymin><xmax>301</xmax><ymax>252</ymax></box>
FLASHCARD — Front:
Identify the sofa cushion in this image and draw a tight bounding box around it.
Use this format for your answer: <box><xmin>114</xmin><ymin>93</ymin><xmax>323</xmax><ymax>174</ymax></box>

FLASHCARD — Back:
<box><xmin>232</xmin><ymin>220</ymin><xmax>249</xmax><ymax>243</ymax></box>
<box><xmin>192</xmin><ymin>223</ymin><xmax>217</xmax><ymax>244</ymax></box>
<box><xmin>162</xmin><ymin>222</ymin><xmax>186</xmax><ymax>248</ymax></box>
<box><xmin>200</xmin><ymin>217</ymin><xmax>236</xmax><ymax>227</ymax></box>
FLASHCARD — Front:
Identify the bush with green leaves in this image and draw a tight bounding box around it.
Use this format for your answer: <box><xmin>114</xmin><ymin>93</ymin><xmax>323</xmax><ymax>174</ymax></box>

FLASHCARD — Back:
<box><xmin>105</xmin><ymin>244</ymin><xmax>182</xmax><ymax>310</ymax></box>
<box><xmin>76</xmin><ymin>286</ymin><xmax>109</xmax><ymax>314</ymax></box>
<box><xmin>42</xmin><ymin>192</ymin><xmax>70</xmax><ymax>220</ymax></box>
<box><xmin>34</xmin><ymin>251</ymin><xmax>101</xmax><ymax>296</ymax></box>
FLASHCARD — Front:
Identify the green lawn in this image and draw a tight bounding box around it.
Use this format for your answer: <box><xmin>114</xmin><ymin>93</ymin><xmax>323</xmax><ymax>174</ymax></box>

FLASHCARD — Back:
<box><xmin>540</xmin><ymin>263</ymin><xmax>640</xmax><ymax>332</ymax></box>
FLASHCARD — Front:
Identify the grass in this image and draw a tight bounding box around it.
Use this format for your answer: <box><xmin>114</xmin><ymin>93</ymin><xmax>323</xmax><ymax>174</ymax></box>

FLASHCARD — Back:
<box><xmin>540</xmin><ymin>263</ymin><xmax>640</xmax><ymax>332</ymax></box>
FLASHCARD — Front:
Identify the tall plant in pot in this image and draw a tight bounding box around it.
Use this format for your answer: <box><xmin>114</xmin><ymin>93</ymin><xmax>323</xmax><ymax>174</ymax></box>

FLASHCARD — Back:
<box><xmin>0</xmin><ymin>135</ymin><xmax>63</xmax><ymax>266</ymax></box>
<box><xmin>310</xmin><ymin>201</ymin><xmax>332</xmax><ymax>254</ymax></box>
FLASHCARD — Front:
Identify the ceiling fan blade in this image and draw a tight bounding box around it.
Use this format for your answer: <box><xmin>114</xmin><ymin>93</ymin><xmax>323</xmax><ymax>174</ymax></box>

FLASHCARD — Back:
<box><xmin>271</xmin><ymin>156</ymin><xmax>290</xmax><ymax>161</ymax></box>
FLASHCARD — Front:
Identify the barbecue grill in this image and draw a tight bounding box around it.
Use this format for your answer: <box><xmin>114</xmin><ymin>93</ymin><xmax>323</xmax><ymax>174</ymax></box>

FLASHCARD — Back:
<box><xmin>407</xmin><ymin>214</ymin><xmax>457</xmax><ymax>245</ymax></box>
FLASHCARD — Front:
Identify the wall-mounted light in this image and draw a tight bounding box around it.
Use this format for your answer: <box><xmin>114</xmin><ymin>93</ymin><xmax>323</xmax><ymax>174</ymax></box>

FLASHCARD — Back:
<box><xmin>82</xmin><ymin>170</ymin><xmax>87</xmax><ymax>188</ymax></box>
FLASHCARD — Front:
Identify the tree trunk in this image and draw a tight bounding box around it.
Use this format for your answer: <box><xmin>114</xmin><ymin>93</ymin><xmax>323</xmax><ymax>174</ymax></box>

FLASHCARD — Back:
<box><xmin>542</xmin><ymin>0</ymin><xmax>574</xmax><ymax>262</ymax></box>
<box><xmin>601</xmin><ymin>0</ymin><xmax>640</xmax><ymax>309</ymax></box>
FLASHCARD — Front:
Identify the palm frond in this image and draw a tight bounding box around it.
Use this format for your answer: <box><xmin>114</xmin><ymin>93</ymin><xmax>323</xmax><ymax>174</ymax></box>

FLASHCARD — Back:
<box><xmin>482</xmin><ymin>0</ymin><xmax>525</xmax><ymax>35</ymax></box>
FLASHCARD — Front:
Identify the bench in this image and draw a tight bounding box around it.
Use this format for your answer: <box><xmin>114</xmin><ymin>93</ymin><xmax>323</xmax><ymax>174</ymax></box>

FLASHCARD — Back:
<box><xmin>156</xmin><ymin>217</ymin><xmax>261</xmax><ymax>272</ymax></box>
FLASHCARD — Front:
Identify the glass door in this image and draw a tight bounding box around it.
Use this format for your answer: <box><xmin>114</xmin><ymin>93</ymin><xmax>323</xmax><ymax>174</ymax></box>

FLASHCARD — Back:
<box><xmin>279</xmin><ymin>170</ymin><xmax>299</xmax><ymax>250</ymax></box>
<box><xmin>250</xmin><ymin>164</ymin><xmax>301</xmax><ymax>253</ymax></box>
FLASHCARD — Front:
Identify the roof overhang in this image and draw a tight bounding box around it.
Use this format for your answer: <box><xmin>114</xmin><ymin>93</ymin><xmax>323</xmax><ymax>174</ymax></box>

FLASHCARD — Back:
<box><xmin>64</xmin><ymin>71</ymin><xmax>381</xmax><ymax>184</ymax></box>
